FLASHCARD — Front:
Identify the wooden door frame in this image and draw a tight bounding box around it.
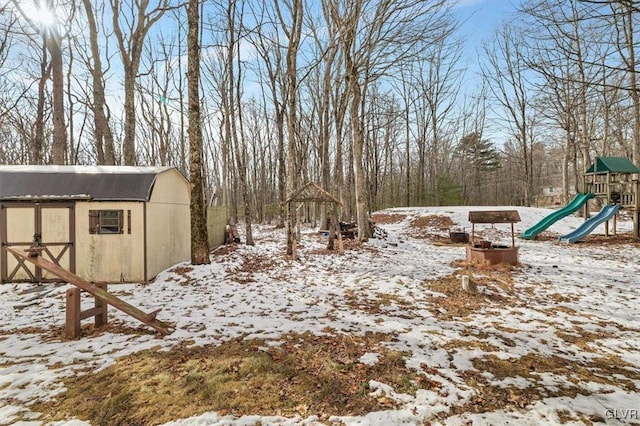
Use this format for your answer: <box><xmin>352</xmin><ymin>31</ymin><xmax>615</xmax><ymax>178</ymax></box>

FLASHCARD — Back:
<box><xmin>1</xmin><ymin>201</ymin><xmax>75</xmax><ymax>283</ymax></box>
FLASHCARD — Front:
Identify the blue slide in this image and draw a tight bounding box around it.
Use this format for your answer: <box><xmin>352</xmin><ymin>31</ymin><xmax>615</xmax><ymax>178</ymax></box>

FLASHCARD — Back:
<box><xmin>521</xmin><ymin>192</ymin><xmax>594</xmax><ymax>240</ymax></box>
<box><xmin>558</xmin><ymin>204</ymin><xmax>622</xmax><ymax>243</ymax></box>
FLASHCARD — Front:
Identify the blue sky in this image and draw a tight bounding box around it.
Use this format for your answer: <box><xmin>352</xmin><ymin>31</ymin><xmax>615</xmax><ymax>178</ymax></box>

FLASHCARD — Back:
<box><xmin>454</xmin><ymin>0</ymin><xmax>519</xmax><ymax>75</ymax></box>
<box><xmin>451</xmin><ymin>0</ymin><xmax>521</xmax><ymax>143</ymax></box>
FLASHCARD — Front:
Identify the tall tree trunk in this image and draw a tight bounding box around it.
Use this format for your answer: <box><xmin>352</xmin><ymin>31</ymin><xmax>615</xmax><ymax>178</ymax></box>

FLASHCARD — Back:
<box><xmin>66</xmin><ymin>40</ymin><xmax>75</xmax><ymax>164</ymax></box>
<box><xmin>187</xmin><ymin>0</ymin><xmax>210</xmax><ymax>265</ymax></box>
<box><xmin>283</xmin><ymin>0</ymin><xmax>303</xmax><ymax>257</ymax></box>
<box><xmin>319</xmin><ymin>43</ymin><xmax>337</xmax><ymax>230</ymax></box>
<box><xmin>123</xmin><ymin>72</ymin><xmax>137</xmax><ymax>165</ymax></box>
<box><xmin>276</xmin><ymin>108</ymin><xmax>286</xmax><ymax>228</ymax></box>
<box><xmin>347</xmin><ymin>67</ymin><xmax>371</xmax><ymax>241</ymax></box>
<box><xmin>333</xmin><ymin>89</ymin><xmax>347</xmax><ymax>219</ymax></box>
<box><xmin>405</xmin><ymin>100</ymin><xmax>410</xmax><ymax>207</ymax></box>
<box><xmin>82</xmin><ymin>0</ymin><xmax>115</xmax><ymax>165</ymax></box>
<box><xmin>227</xmin><ymin>0</ymin><xmax>253</xmax><ymax>246</ymax></box>
<box><xmin>34</xmin><ymin>41</ymin><xmax>49</xmax><ymax>165</ymax></box>
<box><xmin>47</xmin><ymin>25</ymin><xmax>67</xmax><ymax>164</ymax></box>
<box><xmin>622</xmin><ymin>5</ymin><xmax>640</xmax><ymax>165</ymax></box>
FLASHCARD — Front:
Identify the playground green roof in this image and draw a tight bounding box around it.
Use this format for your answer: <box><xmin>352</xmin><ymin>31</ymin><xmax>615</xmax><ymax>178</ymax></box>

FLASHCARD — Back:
<box><xmin>585</xmin><ymin>157</ymin><xmax>640</xmax><ymax>174</ymax></box>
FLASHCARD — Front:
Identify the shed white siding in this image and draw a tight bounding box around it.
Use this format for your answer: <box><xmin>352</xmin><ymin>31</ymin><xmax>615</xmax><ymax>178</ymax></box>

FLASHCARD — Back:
<box><xmin>74</xmin><ymin>201</ymin><xmax>145</xmax><ymax>282</ymax></box>
<box><xmin>146</xmin><ymin>169</ymin><xmax>191</xmax><ymax>279</ymax></box>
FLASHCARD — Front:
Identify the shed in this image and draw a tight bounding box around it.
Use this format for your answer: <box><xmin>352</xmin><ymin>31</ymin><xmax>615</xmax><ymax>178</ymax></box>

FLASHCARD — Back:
<box><xmin>0</xmin><ymin>165</ymin><xmax>190</xmax><ymax>283</ymax></box>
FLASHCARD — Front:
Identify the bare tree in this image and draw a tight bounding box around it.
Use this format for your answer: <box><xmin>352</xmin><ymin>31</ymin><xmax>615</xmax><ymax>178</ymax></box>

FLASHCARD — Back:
<box><xmin>187</xmin><ymin>0</ymin><xmax>210</xmax><ymax>264</ymax></box>
<box><xmin>225</xmin><ymin>0</ymin><xmax>254</xmax><ymax>245</ymax></box>
<box><xmin>329</xmin><ymin>0</ymin><xmax>451</xmax><ymax>240</ymax></box>
<box><xmin>521</xmin><ymin>0</ymin><xmax>612</xmax><ymax>200</ymax></box>
<box><xmin>137</xmin><ymin>30</ymin><xmax>184</xmax><ymax>166</ymax></box>
<box><xmin>80</xmin><ymin>0</ymin><xmax>116</xmax><ymax>164</ymax></box>
<box><xmin>482</xmin><ymin>24</ymin><xmax>537</xmax><ymax>206</ymax></box>
<box><xmin>111</xmin><ymin>0</ymin><xmax>172</xmax><ymax>165</ymax></box>
<box><xmin>270</xmin><ymin>0</ymin><xmax>303</xmax><ymax>257</ymax></box>
<box><xmin>610</xmin><ymin>2</ymin><xmax>640</xmax><ymax>164</ymax></box>
<box><xmin>306</xmin><ymin>5</ymin><xmax>339</xmax><ymax>229</ymax></box>
<box><xmin>245</xmin><ymin>1</ymin><xmax>289</xmax><ymax>228</ymax></box>
<box><xmin>11</xmin><ymin>0</ymin><xmax>68</xmax><ymax>164</ymax></box>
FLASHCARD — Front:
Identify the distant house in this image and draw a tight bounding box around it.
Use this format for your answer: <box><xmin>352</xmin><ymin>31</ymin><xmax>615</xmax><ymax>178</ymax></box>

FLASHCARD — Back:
<box><xmin>539</xmin><ymin>186</ymin><xmax>577</xmax><ymax>206</ymax></box>
<box><xmin>0</xmin><ymin>166</ymin><xmax>190</xmax><ymax>283</ymax></box>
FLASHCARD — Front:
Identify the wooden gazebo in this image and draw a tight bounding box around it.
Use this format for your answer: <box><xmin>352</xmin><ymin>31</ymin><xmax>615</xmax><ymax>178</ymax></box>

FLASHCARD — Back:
<box><xmin>284</xmin><ymin>182</ymin><xmax>343</xmax><ymax>257</ymax></box>
<box><xmin>466</xmin><ymin>210</ymin><xmax>521</xmax><ymax>265</ymax></box>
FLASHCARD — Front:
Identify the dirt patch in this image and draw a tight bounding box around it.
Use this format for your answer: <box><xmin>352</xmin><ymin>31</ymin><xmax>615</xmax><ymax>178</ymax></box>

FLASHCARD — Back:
<box><xmin>1</xmin><ymin>318</ymin><xmax>163</xmax><ymax>342</ymax></box>
<box><xmin>425</xmin><ymin>350</ymin><xmax>640</xmax><ymax>421</ymax></box>
<box><xmin>306</xmin><ymin>234</ymin><xmax>369</xmax><ymax>255</ymax></box>
<box><xmin>410</xmin><ymin>215</ymin><xmax>455</xmax><ymax>231</ymax></box>
<box><xmin>371</xmin><ymin>213</ymin><xmax>407</xmax><ymax>224</ymax></box>
<box><xmin>531</xmin><ymin>232</ymin><xmax>640</xmax><ymax>247</ymax></box>
<box><xmin>223</xmin><ymin>252</ymin><xmax>285</xmax><ymax>284</ymax></box>
<box><xmin>343</xmin><ymin>290</ymin><xmax>418</xmax><ymax>319</ymax></box>
<box><xmin>341</xmin><ymin>262</ymin><xmax>521</xmax><ymax>322</ymax></box>
<box><xmin>33</xmin><ymin>332</ymin><xmax>437</xmax><ymax>425</ymax></box>
<box><xmin>0</xmin><ymin>325</ymin><xmax>64</xmax><ymax>341</ymax></box>
<box><xmin>406</xmin><ymin>215</ymin><xmax>460</xmax><ymax>240</ymax></box>
<box><xmin>212</xmin><ymin>244</ymin><xmax>241</xmax><ymax>256</ymax></box>
<box><xmin>533</xmin><ymin>233</ymin><xmax>562</xmax><ymax>241</ymax></box>
<box><xmin>170</xmin><ymin>266</ymin><xmax>194</xmax><ymax>276</ymax></box>
<box><xmin>421</xmin><ymin>262</ymin><xmax>520</xmax><ymax>320</ymax></box>
<box><xmin>573</xmin><ymin>233</ymin><xmax>640</xmax><ymax>247</ymax></box>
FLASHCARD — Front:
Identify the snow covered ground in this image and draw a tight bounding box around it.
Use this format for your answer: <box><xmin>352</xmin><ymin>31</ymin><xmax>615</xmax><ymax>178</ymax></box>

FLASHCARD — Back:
<box><xmin>1</xmin><ymin>206</ymin><xmax>639</xmax><ymax>425</ymax></box>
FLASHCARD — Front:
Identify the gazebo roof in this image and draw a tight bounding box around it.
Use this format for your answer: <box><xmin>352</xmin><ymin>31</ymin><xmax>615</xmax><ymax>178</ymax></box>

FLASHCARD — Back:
<box><xmin>585</xmin><ymin>157</ymin><xmax>640</xmax><ymax>174</ymax></box>
<box><xmin>285</xmin><ymin>182</ymin><xmax>342</xmax><ymax>205</ymax></box>
<box><xmin>468</xmin><ymin>210</ymin><xmax>521</xmax><ymax>224</ymax></box>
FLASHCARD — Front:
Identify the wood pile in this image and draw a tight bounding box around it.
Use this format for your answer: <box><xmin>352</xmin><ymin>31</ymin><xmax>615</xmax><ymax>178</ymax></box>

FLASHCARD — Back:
<box><xmin>339</xmin><ymin>221</ymin><xmax>358</xmax><ymax>239</ymax></box>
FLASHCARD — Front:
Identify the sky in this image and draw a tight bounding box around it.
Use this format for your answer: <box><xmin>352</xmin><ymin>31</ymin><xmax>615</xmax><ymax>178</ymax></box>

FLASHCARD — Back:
<box><xmin>1</xmin><ymin>204</ymin><xmax>639</xmax><ymax>425</ymax></box>
<box><xmin>455</xmin><ymin>0</ymin><xmax>519</xmax><ymax>56</ymax></box>
<box><xmin>450</xmin><ymin>0</ymin><xmax>523</xmax><ymax>145</ymax></box>
<box><xmin>454</xmin><ymin>0</ymin><xmax>520</xmax><ymax>84</ymax></box>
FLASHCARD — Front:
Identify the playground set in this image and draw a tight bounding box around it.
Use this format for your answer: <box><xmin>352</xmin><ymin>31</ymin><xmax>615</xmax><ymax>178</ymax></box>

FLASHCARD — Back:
<box><xmin>522</xmin><ymin>157</ymin><xmax>640</xmax><ymax>242</ymax></box>
<box><xmin>8</xmin><ymin>243</ymin><xmax>173</xmax><ymax>339</ymax></box>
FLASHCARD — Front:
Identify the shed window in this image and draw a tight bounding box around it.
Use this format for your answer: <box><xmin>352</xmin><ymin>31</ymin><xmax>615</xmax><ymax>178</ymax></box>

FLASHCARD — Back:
<box><xmin>89</xmin><ymin>210</ymin><xmax>124</xmax><ymax>234</ymax></box>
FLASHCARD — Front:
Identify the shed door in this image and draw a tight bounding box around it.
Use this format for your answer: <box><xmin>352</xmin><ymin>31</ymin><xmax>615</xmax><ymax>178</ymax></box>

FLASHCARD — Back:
<box><xmin>1</xmin><ymin>202</ymin><xmax>75</xmax><ymax>283</ymax></box>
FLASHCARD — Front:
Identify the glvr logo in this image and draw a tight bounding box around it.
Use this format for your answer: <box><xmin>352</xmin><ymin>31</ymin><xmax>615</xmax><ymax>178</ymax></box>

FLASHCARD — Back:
<box><xmin>605</xmin><ymin>409</ymin><xmax>639</xmax><ymax>420</ymax></box>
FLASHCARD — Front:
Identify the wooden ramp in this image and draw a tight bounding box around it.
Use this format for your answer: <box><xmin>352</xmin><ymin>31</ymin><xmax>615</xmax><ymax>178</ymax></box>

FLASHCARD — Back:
<box><xmin>7</xmin><ymin>247</ymin><xmax>173</xmax><ymax>336</ymax></box>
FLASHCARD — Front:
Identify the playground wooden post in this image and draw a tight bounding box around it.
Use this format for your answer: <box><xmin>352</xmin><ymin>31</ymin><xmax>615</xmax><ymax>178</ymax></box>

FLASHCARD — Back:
<box><xmin>65</xmin><ymin>288</ymin><xmax>80</xmax><ymax>339</ymax></box>
<box><xmin>65</xmin><ymin>282</ymin><xmax>109</xmax><ymax>339</ymax></box>
<box><xmin>8</xmin><ymin>247</ymin><xmax>172</xmax><ymax>336</ymax></box>
<box><xmin>94</xmin><ymin>282</ymin><xmax>108</xmax><ymax>327</ymax></box>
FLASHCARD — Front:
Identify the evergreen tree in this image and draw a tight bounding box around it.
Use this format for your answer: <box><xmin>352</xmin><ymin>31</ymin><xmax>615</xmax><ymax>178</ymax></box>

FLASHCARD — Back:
<box><xmin>457</xmin><ymin>132</ymin><xmax>502</xmax><ymax>204</ymax></box>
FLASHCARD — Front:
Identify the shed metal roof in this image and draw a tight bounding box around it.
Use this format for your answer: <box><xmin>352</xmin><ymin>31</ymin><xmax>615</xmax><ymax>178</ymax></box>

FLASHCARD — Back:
<box><xmin>0</xmin><ymin>165</ymin><xmax>177</xmax><ymax>201</ymax></box>
<box><xmin>585</xmin><ymin>157</ymin><xmax>640</xmax><ymax>174</ymax></box>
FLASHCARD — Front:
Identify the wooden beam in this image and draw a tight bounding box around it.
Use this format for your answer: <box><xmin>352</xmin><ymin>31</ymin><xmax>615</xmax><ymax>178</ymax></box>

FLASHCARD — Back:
<box><xmin>80</xmin><ymin>306</ymin><xmax>106</xmax><ymax>321</ymax></box>
<box><xmin>8</xmin><ymin>247</ymin><xmax>173</xmax><ymax>336</ymax></box>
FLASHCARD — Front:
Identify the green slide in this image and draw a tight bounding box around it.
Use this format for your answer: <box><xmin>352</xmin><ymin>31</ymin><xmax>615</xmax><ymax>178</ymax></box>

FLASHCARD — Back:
<box><xmin>521</xmin><ymin>192</ymin><xmax>595</xmax><ymax>240</ymax></box>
